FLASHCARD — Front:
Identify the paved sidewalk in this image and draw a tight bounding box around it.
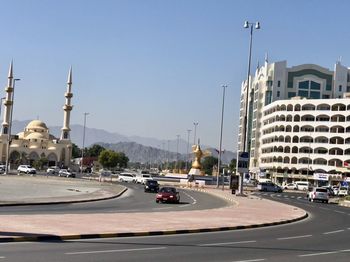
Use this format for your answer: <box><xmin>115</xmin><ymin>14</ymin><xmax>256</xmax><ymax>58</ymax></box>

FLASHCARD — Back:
<box><xmin>0</xmin><ymin>176</ymin><xmax>307</xmax><ymax>242</ymax></box>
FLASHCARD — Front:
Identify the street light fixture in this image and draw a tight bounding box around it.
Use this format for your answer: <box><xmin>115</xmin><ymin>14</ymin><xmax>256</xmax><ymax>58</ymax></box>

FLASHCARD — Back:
<box><xmin>176</xmin><ymin>135</ymin><xmax>180</xmax><ymax>171</ymax></box>
<box><xmin>217</xmin><ymin>84</ymin><xmax>227</xmax><ymax>188</ymax></box>
<box><xmin>238</xmin><ymin>20</ymin><xmax>260</xmax><ymax>195</ymax></box>
<box><xmin>186</xmin><ymin>129</ymin><xmax>192</xmax><ymax>171</ymax></box>
<box><xmin>81</xmin><ymin>112</ymin><xmax>89</xmax><ymax>173</ymax></box>
<box><xmin>5</xmin><ymin>78</ymin><xmax>20</xmax><ymax>175</ymax></box>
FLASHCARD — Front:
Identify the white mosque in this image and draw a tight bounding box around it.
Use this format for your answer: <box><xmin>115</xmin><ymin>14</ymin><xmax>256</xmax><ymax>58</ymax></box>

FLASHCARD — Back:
<box><xmin>0</xmin><ymin>62</ymin><xmax>74</xmax><ymax>168</ymax></box>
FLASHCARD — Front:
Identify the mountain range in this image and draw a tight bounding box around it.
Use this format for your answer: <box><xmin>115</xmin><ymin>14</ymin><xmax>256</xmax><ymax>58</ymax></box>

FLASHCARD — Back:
<box><xmin>11</xmin><ymin>120</ymin><xmax>236</xmax><ymax>164</ymax></box>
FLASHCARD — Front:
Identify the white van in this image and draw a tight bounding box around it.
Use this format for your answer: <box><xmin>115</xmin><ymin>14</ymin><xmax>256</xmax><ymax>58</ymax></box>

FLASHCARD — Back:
<box><xmin>295</xmin><ymin>181</ymin><xmax>311</xmax><ymax>191</ymax></box>
<box><xmin>136</xmin><ymin>173</ymin><xmax>153</xmax><ymax>184</ymax></box>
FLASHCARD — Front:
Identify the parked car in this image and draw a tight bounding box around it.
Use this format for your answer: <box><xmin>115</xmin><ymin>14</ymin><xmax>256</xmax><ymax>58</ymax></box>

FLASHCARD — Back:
<box><xmin>0</xmin><ymin>165</ymin><xmax>5</xmax><ymax>173</ymax></box>
<box><xmin>295</xmin><ymin>181</ymin><xmax>311</xmax><ymax>191</ymax></box>
<box><xmin>156</xmin><ymin>187</ymin><xmax>180</xmax><ymax>203</ymax></box>
<box><xmin>58</xmin><ymin>169</ymin><xmax>75</xmax><ymax>178</ymax></box>
<box><xmin>144</xmin><ymin>180</ymin><xmax>159</xmax><ymax>193</ymax></box>
<box><xmin>308</xmin><ymin>187</ymin><xmax>329</xmax><ymax>203</ymax></box>
<box><xmin>283</xmin><ymin>183</ymin><xmax>297</xmax><ymax>190</ymax></box>
<box><xmin>257</xmin><ymin>182</ymin><xmax>283</xmax><ymax>193</ymax></box>
<box><xmin>17</xmin><ymin>165</ymin><xmax>36</xmax><ymax>174</ymax></box>
<box><xmin>331</xmin><ymin>186</ymin><xmax>340</xmax><ymax>196</ymax></box>
<box><xmin>338</xmin><ymin>187</ymin><xmax>348</xmax><ymax>197</ymax></box>
<box><xmin>118</xmin><ymin>172</ymin><xmax>136</xmax><ymax>183</ymax></box>
<box><xmin>47</xmin><ymin>166</ymin><xmax>60</xmax><ymax>175</ymax></box>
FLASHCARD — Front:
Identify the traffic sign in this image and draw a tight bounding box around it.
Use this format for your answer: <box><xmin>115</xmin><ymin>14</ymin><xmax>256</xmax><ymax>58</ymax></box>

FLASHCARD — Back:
<box><xmin>237</xmin><ymin>151</ymin><xmax>249</xmax><ymax>173</ymax></box>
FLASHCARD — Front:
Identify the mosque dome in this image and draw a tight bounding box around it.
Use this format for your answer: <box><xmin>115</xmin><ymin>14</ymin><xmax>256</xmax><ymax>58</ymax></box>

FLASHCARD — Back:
<box><xmin>26</xmin><ymin>120</ymin><xmax>48</xmax><ymax>131</ymax></box>
<box><xmin>26</xmin><ymin>132</ymin><xmax>45</xmax><ymax>140</ymax></box>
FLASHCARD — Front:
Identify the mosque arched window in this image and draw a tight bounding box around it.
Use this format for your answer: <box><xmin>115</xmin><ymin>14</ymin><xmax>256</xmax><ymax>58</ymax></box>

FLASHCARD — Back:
<box><xmin>64</xmin><ymin>132</ymin><xmax>68</xmax><ymax>139</ymax></box>
<box><xmin>3</xmin><ymin>127</ymin><xmax>8</xmax><ymax>134</ymax></box>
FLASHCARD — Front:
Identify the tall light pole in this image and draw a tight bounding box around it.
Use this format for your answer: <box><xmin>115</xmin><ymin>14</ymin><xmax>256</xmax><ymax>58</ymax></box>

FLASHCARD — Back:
<box><xmin>167</xmin><ymin>139</ymin><xmax>170</xmax><ymax>170</ymax></box>
<box><xmin>217</xmin><ymin>84</ymin><xmax>227</xmax><ymax>188</ymax></box>
<box><xmin>5</xmin><ymin>78</ymin><xmax>20</xmax><ymax>174</ymax></box>
<box><xmin>238</xmin><ymin>20</ymin><xmax>260</xmax><ymax>195</ymax></box>
<box><xmin>193</xmin><ymin>122</ymin><xmax>198</xmax><ymax>145</ymax></box>
<box><xmin>307</xmin><ymin>132</ymin><xmax>312</xmax><ymax>185</ymax></box>
<box><xmin>81</xmin><ymin>112</ymin><xmax>89</xmax><ymax>173</ymax></box>
<box><xmin>176</xmin><ymin>135</ymin><xmax>180</xmax><ymax>171</ymax></box>
<box><xmin>186</xmin><ymin>129</ymin><xmax>192</xmax><ymax>171</ymax></box>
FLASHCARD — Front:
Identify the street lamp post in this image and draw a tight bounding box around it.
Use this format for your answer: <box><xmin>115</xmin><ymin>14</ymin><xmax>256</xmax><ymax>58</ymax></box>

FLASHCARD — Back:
<box><xmin>217</xmin><ymin>84</ymin><xmax>227</xmax><ymax>188</ymax></box>
<box><xmin>186</xmin><ymin>129</ymin><xmax>191</xmax><ymax>171</ymax></box>
<box><xmin>307</xmin><ymin>133</ymin><xmax>312</xmax><ymax>185</ymax></box>
<box><xmin>176</xmin><ymin>135</ymin><xmax>180</xmax><ymax>171</ymax></box>
<box><xmin>193</xmin><ymin>122</ymin><xmax>198</xmax><ymax>145</ymax></box>
<box><xmin>238</xmin><ymin>21</ymin><xmax>260</xmax><ymax>195</ymax></box>
<box><xmin>5</xmin><ymin>78</ymin><xmax>20</xmax><ymax>175</ymax></box>
<box><xmin>81</xmin><ymin>112</ymin><xmax>89</xmax><ymax>174</ymax></box>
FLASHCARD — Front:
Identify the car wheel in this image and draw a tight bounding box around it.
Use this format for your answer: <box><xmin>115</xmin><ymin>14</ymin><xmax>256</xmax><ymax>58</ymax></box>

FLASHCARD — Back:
<box><xmin>156</xmin><ymin>200</ymin><xmax>159</xmax><ymax>203</ymax></box>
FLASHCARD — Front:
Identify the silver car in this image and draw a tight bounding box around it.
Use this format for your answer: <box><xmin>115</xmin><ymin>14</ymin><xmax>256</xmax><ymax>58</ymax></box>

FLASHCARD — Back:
<box><xmin>308</xmin><ymin>187</ymin><xmax>329</xmax><ymax>203</ymax></box>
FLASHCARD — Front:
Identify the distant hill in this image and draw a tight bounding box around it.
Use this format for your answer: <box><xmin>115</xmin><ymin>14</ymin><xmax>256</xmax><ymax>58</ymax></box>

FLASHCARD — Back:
<box><xmin>11</xmin><ymin>120</ymin><xmax>236</xmax><ymax>164</ymax></box>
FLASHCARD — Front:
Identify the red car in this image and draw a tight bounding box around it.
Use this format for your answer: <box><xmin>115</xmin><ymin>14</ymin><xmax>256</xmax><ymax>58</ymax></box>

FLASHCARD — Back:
<box><xmin>156</xmin><ymin>187</ymin><xmax>180</xmax><ymax>203</ymax></box>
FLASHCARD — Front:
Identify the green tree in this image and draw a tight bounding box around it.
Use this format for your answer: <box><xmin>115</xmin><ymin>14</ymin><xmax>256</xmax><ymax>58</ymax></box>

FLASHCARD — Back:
<box><xmin>229</xmin><ymin>158</ymin><xmax>237</xmax><ymax>174</ymax></box>
<box><xmin>98</xmin><ymin>150</ymin><xmax>129</xmax><ymax>169</ymax></box>
<box><xmin>32</xmin><ymin>157</ymin><xmax>48</xmax><ymax>170</ymax></box>
<box><xmin>87</xmin><ymin>144</ymin><xmax>105</xmax><ymax>157</ymax></box>
<box><xmin>72</xmin><ymin>143</ymin><xmax>81</xmax><ymax>158</ymax></box>
<box><xmin>202</xmin><ymin>156</ymin><xmax>218</xmax><ymax>175</ymax></box>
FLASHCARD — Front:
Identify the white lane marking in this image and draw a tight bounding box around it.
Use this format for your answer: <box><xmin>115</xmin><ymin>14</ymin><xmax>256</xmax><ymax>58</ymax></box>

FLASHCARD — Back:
<box><xmin>323</xmin><ymin>229</ymin><xmax>345</xmax><ymax>235</ymax></box>
<box><xmin>334</xmin><ymin>210</ymin><xmax>346</xmax><ymax>214</ymax></box>
<box><xmin>152</xmin><ymin>207</ymin><xmax>172</xmax><ymax>210</ymax></box>
<box><xmin>299</xmin><ymin>249</ymin><xmax>350</xmax><ymax>257</ymax></box>
<box><xmin>231</xmin><ymin>259</ymin><xmax>265</xmax><ymax>262</ymax></box>
<box><xmin>290</xmin><ymin>196</ymin><xmax>295</xmax><ymax>198</ymax></box>
<box><xmin>65</xmin><ymin>246</ymin><xmax>167</xmax><ymax>255</ymax></box>
<box><xmin>0</xmin><ymin>257</ymin><xmax>5</xmax><ymax>259</ymax></box>
<box><xmin>277</xmin><ymin>234</ymin><xmax>312</xmax><ymax>240</ymax></box>
<box><xmin>199</xmin><ymin>240</ymin><xmax>256</xmax><ymax>246</ymax></box>
<box><xmin>181</xmin><ymin>191</ymin><xmax>197</xmax><ymax>205</ymax></box>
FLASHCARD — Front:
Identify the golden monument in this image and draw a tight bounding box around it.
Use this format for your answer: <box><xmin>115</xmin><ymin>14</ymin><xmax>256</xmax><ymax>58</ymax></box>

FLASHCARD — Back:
<box><xmin>189</xmin><ymin>141</ymin><xmax>210</xmax><ymax>176</ymax></box>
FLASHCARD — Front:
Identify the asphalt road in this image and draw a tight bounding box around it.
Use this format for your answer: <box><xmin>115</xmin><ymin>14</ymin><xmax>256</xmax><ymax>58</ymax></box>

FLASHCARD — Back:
<box><xmin>1</xmin><ymin>191</ymin><xmax>349</xmax><ymax>262</ymax></box>
<box><xmin>0</xmin><ymin>182</ymin><xmax>229</xmax><ymax>214</ymax></box>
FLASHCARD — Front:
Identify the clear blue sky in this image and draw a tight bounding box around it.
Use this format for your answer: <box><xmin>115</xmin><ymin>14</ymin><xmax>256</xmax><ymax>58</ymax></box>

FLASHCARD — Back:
<box><xmin>0</xmin><ymin>0</ymin><xmax>349</xmax><ymax>151</ymax></box>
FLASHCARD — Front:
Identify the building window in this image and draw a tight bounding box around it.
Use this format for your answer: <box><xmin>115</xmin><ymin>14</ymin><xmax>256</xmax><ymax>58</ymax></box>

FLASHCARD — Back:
<box><xmin>265</xmin><ymin>91</ymin><xmax>272</xmax><ymax>105</ymax></box>
<box><xmin>277</xmin><ymin>91</ymin><xmax>280</xmax><ymax>97</ymax></box>
<box><xmin>323</xmin><ymin>94</ymin><xmax>330</xmax><ymax>98</ymax></box>
<box><xmin>299</xmin><ymin>81</ymin><xmax>309</xmax><ymax>89</ymax></box>
<box><xmin>310</xmin><ymin>91</ymin><xmax>320</xmax><ymax>99</ymax></box>
<box><xmin>3</xmin><ymin>127</ymin><xmax>8</xmax><ymax>134</ymax></box>
<box><xmin>277</xmin><ymin>80</ymin><xmax>281</xmax><ymax>87</ymax></box>
<box><xmin>288</xmin><ymin>92</ymin><xmax>296</xmax><ymax>98</ymax></box>
<box><xmin>310</xmin><ymin>81</ymin><xmax>321</xmax><ymax>90</ymax></box>
<box><xmin>64</xmin><ymin>132</ymin><xmax>68</xmax><ymax>139</ymax></box>
<box><xmin>298</xmin><ymin>90</ymin><xmax>309</xmax><ymax>97</ymax></box>
<box><xmin>339</xmin><ymin>85</ymin><xmax>342</xmax><ymax>92</ymax></box>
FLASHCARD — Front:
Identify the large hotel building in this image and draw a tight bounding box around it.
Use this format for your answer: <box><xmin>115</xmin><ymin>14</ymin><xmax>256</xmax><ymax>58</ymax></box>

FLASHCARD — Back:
<box><xmin>238</xmin><ymin>60</ymin><xmax>350</xmax><ymax>185</ymax></box>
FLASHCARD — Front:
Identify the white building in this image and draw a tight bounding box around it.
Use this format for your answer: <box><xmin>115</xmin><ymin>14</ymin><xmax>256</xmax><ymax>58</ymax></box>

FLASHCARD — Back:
<box><xmin>238</xmin><ymin>59</ymin><xmax>350</xmax><ymax>184</ymax></box>
<box><xmin>0</xmin><ymin>63</ymin><xmax>74</xmax><ymax>168</ymax></box>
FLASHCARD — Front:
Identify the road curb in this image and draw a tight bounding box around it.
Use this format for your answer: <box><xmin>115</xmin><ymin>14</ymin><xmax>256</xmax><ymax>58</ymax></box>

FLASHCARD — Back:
<box><xmin>0</xmin><ymin>187</ymin><xmax>128</xmax><ymax>207</ymax></box>
<box><xmin>0</xmin><ymin>213</ymin><xmax>308</xmax><ymax>243</ymax></box>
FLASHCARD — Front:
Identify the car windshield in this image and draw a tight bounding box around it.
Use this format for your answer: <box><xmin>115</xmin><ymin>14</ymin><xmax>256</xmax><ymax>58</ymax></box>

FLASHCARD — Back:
<box><xmin>315</xmin><ymin>188</ymin><xmax>327</xmax><ymax>193</ymax></box>
<box><xmin>160</xmin><ymin>187</ymin><xmax>176</xmax><ymax>193</ymax></box>
<box><xmin>148</xmin><ymin>181</ymin><xmax>158</xmax><ymax>185</ymax></box>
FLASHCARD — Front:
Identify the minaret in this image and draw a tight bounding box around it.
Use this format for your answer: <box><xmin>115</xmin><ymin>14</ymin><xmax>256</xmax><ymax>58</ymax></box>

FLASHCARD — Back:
<box><xmin>1</xmin><ymin>62</ymin><xmax>14</xmax><ymax>135</ymax></box>
<box><xmin>60</xmin><ymin>67</ymin><xmax>73</xmax><ymax>140</ymax></box>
